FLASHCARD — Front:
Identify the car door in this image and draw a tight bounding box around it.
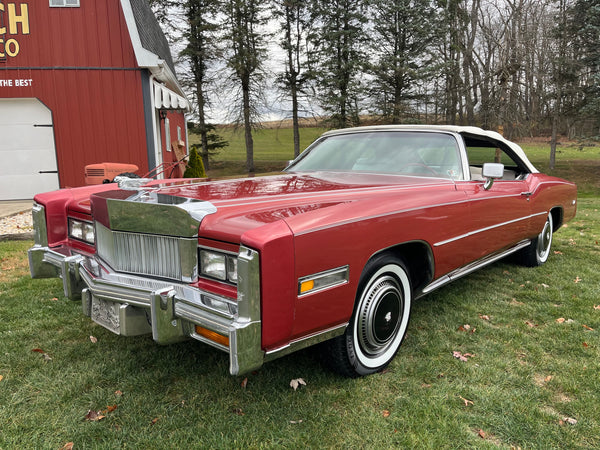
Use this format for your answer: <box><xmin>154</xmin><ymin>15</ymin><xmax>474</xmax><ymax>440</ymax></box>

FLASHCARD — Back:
<box><xmin>455</xmin><ymin>141</ymin><xmax>533</xmax><ymax>263</ymax></box>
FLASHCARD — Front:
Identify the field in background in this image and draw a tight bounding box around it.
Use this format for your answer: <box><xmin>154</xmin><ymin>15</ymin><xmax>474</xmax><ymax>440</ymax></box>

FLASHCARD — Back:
<box><xmin>193</xmin><ymin>126</ymin><xmax>600</xmax><ymax>196</ymax></box>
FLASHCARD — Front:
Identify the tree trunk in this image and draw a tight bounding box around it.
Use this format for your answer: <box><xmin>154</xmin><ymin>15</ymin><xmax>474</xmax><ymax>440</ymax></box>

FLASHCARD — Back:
<box><xmin>196</xmin><ymin>81</ymin><xmax>210</xmax><ymax>170</ymax></box>
<box><xmin>242</xmin><ymin>79</ymin><xmax>254</xmax><ymax>173</ymax></box>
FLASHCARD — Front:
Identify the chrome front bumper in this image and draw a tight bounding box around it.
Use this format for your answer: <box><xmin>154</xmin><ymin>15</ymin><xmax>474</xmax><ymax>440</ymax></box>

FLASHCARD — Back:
<box><xmin>28</xmin><ymin>244</ymin><xmax>263</xmax><ymax>376</ymax></box>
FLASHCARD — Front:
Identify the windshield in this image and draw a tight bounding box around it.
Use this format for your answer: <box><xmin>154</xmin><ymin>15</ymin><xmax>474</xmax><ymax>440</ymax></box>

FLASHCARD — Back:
<box><xmin>286</xmin><ymin>131</ymin><xmax>463</xmax><ymax>180</ymax></box>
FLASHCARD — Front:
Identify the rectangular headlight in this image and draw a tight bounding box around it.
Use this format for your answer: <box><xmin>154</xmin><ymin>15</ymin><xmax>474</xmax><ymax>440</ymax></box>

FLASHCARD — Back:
<box><xmin>68</xmin><ymin>218</ymin><xmax>95</xmax><ymax>245</ymax></box>
<box><xmin>199</xmin><ymin>249</ymin><xmax>238</xmax><ymax>284</ymax></box>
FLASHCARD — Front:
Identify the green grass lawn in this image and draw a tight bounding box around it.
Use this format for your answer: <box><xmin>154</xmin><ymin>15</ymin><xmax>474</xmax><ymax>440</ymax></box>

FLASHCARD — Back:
<box><xmin>201</xmin><ymin>127</ymin><xmax>600</xmax><ymax>196</ymax></box>
<box><xmin>1</xmin><ymin>203</ymin><xmax>599</xmax><ymax>448</ymax></box>
<box><xmin>1</xmin><ymin>129</ymin><xmax>599</xmax><ymax>448</ymax></box>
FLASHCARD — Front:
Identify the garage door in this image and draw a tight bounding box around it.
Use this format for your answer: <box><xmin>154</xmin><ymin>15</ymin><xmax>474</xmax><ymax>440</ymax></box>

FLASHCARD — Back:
<box><xmin>0</xmin><ymin>98</ymin><xmax>59</xmax><ymax>200</ymax></box>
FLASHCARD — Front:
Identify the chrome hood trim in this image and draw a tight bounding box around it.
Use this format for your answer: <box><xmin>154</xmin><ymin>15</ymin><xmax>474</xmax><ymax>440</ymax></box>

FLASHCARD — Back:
<box><xmin>105</xmin><ymin>191</ymin><xmax>217</xmax><ymax>237</ymax></box>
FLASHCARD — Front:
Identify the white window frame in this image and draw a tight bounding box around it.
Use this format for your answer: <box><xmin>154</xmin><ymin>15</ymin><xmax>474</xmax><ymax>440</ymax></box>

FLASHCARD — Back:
<box><xmin>50</xmin><ymin>0</ymin><xmax>81</xmax><ymax>7</ymax></box>
<box><xmin>165</xmin><ymin>118</ymin><xmax>171</xmax><ymax>152</ymax></box>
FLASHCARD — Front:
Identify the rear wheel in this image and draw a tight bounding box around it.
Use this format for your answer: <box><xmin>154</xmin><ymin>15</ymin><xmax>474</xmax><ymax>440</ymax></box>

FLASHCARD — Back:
<box><xmin>327</xmin><ymin>255</ymin><xmax>412</xmax><ymax>377</ymax></box>
<box><xmin>520</xmin><ymin>212</ymin><xmax>553</xmax><ymax>267</ymax></box>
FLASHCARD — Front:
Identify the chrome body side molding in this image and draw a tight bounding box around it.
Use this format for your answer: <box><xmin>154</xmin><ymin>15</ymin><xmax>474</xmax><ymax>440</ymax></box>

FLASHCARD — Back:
<box><xmin>421</xmin><ymin>240</ymin><xmax>530</xmax><ymax>295</ymax></box>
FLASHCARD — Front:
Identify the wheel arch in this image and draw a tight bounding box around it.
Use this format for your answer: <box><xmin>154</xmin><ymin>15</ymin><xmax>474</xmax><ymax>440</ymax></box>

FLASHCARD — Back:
<box><xmin>368</xmin><ymin>240</ymin><xmax>434</xmax><ymax>296</ymax></box>
<box><xmin>549</xmin><ymin>207</ymin><xmax>564</xmax><ymax>232</ymax></box>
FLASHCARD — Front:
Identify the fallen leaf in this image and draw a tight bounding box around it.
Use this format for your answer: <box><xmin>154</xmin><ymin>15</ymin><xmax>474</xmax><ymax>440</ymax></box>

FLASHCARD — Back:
<box><xmin>478</xmin><ymin>429</ymin><xmax>487</xmax><ymax>439</ymax></box>
<box><xmin>382</xmin><ymin>410</ymin><xmax>391</xmax><ymax>418</ymax></box>
<box><xmin>556</xmin><ymin>318</ymin><xmax>566</xmax><ymax>324</ymax></box>
<box><xmin>459</xmin><ymin>396</ymin><xmax>474</xmax><ymax>406</ymax></box>
<box><xmin>31</xmin><ymin>348</ymin><xmax>53</xmax><ymax>361</ymax></box>
<box><xmin>574</xmin><ymin>276</ymin><xmax>582</xmax><ymax>283</ymax></box>
<box><xmin>582</xmin><ymin>324</ymin><xmax>594</xmax><ymax>331</ymax></box>
<box><xmin>290</xmin><ymin>419</ymin><xmax>303</xmax><ymax>424</ymax></box>
<box><xmin>60</xmin><ymin>443</ymin><xmax>74</xmax><ymax>450</ymax></box>
<box><xmin>421</xmin><ymin>383</ymin><xmax>432</xmax><ymax>388</ymax></box>
<box><xmin>583</xmin><ymin>342</ymin><xmax>589</xmax><ymax>348</ymax></box>
<box><xmin>105</xmin><ymin>404</ymin><xmax>118</xmax><ymax>413</ymax></box>
<box><xmin>232</xmin><ymin>408</ymin><xmax>244</xmax><ymax>416</ymax></box>
<box><xmin>479</xmin><ymin>314</ymin><xmax>490</xmax><ymax>321</ymax></box>
<box><xmin>541</xmin><ymin>283</ymin><xmax>550</xmax><ymax>288</ymax></box>
<box><xmin>90</xmin><ymin>336</ymin><xmax>98</xmax><ymax>344</ymax></box>
<box><xmin>453</xmin><ymin>351</ymin><xmax>474</xmax><ymax>362</ymax></box>
<box><xmin>114</xmin><ymin>390</ymin><xmax>123</xmax><ymax>397</ymax></box>
<box><xmin>150</xmin><ymin>417</ymin><xmax>159</xmax><ymax>425</ymax></box>
<box><xmin>50</xmin><ymin>297</ymin><xmax>59</xmax><ymax>301</ymax></box>
<box><xmin>554</xmin><ymin>250</ymin><xmax>563</xmax><ymax>255</ymax></box>
<box><xmin>545</xmin><ymin>375</ymin><xmax>553</xmax><ymax>383</ymax></box>
<box><xmin>594</xmin><ymin>305</ymin><xmax>600</xmax><ymax>310</ymax></box>
<box><xmin>564</xmin><ymin>417</ymin><xmax>578</xmax><ymax>425</ymax></box>
<box><xmin>510</xmin><ymin>298</ymin><xmax>524</xmax><ymax>306</ymax></box>
<box><xmin>84</xmin><ymin>410</ymin><xmax>105</xmax><ymax>422</ymax></box>
<box><xmin>525</xmin><ymin>321</ymin><xmax>537</xmax><ymax>328</ymax></box>
<box><xmin>241</xmin><ymin>377</ymin><xmax>248</xmax><ymax>389</ymax></box>
<box><xmin>290</xmin><ymin>378</ymin><xmax>307</xmax><ymax>391</ymax></box>
<box><xmin>457</xmin><ymin>324</ymin><xmax>471</xmax><ymax>332</ymax></box>
<box><xmin>0</xmin><ymin>375</ymin><xmax>3</xmax><ymax>382</ymax></box>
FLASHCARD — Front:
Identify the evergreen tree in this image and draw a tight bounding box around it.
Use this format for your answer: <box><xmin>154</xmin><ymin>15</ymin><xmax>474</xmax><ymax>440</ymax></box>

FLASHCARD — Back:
<box><xmin>274</xmin><ymin>0</ymin><xmax>310</xmax><ymax>157</ymax></box>
<box><xmin>367</xmin><ymin>0</ymin><xmax>441</xmax><ymax>123</ymax></box>
<box><xmin>570</xmin><ymin>0</ymin><xmax>600</xmax><ymax>123</ymax></box>
<box><xmin>308</xmin><ymin>0</ymin><xmax>368</xmax><ymax>128</ymax></box>
<box><xmin>188</xmin><ymin>122</ymin><xmax>229</xmax><ymax>166</ymax></box>
<box><xmin>223</xmin><ymin>0</ymin><xmax>268</xmax><ymax>173</ymax></box>
<box><xmin>184</xmin><ymin>146</ymin><xmax>207</xmax><ymax>178</ymax></box>
<box><xmin>181</xmin><ymin>0</ymin><xmax>223</xmax><ymax>170</ymax></box>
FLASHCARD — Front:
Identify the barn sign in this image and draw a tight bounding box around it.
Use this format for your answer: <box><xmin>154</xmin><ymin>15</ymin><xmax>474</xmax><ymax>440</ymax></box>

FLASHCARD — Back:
<box><xmin>0</xmin><ymin>2</ymin><xmax>29</xmax><ymax>58</ymax></box>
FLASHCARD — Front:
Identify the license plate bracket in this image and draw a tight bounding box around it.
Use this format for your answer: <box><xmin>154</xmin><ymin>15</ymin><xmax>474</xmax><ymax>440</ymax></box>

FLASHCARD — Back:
<box><xmin>91</xmin><ymin>297</ymin><xmax>120</xmax><ymax>334</ymax></box>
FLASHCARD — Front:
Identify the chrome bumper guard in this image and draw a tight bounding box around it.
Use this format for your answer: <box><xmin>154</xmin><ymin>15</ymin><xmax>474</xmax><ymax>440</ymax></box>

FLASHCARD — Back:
<box><xmin>28</xmin><ymin>244</ymin><xmax>263</xmax><ymax>376</ymax></box>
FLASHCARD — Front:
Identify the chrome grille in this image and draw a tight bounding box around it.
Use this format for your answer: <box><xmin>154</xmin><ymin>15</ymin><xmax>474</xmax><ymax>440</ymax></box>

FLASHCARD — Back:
<box><xmin>95</xmin><ymin>222</ymin><xmax>198</xmax><ymax>282</ymax></box>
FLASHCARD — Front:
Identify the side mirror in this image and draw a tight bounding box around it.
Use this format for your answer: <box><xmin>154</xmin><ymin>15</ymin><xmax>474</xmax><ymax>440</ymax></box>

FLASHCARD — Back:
<box><xmin>482</xmin><ymin>163</ymin><xmax>504</xmax><ymax>190</ymax></box>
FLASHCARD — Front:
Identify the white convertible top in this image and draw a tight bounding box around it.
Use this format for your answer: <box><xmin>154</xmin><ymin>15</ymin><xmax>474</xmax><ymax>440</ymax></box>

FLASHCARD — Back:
<box><xmin>322</xmin><ymin>125</ymin><xmax>539</xmax><ymax>174</ymax></box>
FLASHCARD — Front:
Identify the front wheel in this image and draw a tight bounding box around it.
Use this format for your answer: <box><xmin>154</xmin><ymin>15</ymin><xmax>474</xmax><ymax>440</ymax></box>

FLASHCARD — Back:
<box><xmin>519</xmin><ymin>212</ymin><xmax>554</xmax><ymax>267</ymax></box>
<box><xmin>327</xmin><ymin>255</ymin><xmax>412</xmax><ymax>377</ymax></box>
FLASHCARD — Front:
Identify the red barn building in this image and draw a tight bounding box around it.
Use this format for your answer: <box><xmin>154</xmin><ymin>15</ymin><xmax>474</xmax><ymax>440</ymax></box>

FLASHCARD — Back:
<box><xmin>0</xmin><ymin>0</ymin><xmax>190</xmax><ymax>200</ymax></box>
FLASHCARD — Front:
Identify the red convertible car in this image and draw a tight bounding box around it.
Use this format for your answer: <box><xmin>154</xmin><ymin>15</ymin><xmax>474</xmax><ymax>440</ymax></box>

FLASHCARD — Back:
<box><xmin>28</xmin><ymin>125</ymin><xmax>577</xmax><ymax>377</ymax></box>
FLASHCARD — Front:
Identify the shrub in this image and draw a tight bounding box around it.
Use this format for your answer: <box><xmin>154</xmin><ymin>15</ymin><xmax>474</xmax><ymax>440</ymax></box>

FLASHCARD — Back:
<box><xmin>183</xmin><ymin>145</ymin><xmax>206</xmax><ymax>178</ymax></box>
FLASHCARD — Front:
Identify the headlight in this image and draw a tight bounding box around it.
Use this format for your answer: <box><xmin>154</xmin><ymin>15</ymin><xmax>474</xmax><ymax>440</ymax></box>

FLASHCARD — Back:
<box><xmin>199</xmin><ymin>249</ymin><xmax>238</xmax><ymax>284</ymax></box>
<box><xmin>68</xmin><ymin>218</ymin><xmax>95</xmax><ymax>245</ymax></box>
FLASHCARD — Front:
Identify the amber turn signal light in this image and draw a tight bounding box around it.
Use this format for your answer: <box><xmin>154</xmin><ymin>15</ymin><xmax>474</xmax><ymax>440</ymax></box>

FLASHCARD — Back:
<box><xmin>195</xmin><ymin>325</ymin><xmax>229</xmax><ymax>347</ymax></box>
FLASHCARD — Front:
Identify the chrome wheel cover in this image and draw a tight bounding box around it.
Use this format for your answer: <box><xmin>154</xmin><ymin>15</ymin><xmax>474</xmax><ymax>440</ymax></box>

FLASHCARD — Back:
<box><xmin>536</xmin><ymin>214</ymin><xmax>553</xmax><ymax>263</ymax></box>
<box><xmin>357</xmin><ymin>276</ymin><xmax>403</xmax><ymax>357</ymax></box>
<box><xmin>352</xmin><ymin>264</ymin><xmax>411</xmax><ymax>369</ymax></box>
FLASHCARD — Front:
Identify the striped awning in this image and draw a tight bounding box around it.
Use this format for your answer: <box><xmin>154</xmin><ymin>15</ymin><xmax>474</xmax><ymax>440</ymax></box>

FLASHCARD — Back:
<box><xmin>153</xmin><ymin>81</ymin><xmax>189</xmax><ymax>110</ymax></box>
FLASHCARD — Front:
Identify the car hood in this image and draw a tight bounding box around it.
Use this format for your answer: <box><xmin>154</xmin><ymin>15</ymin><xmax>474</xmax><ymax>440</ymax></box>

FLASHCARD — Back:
<box><xmin>91</xmin><ymin>172</ymin><xmax>457</xmax><ymax>242</ymax></box>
